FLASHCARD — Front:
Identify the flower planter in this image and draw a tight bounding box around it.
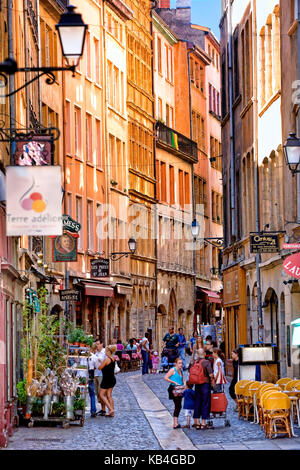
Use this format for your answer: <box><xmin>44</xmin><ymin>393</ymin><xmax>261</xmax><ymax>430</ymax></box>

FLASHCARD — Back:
<box><xmin>43</xmin><ymin>395</ymin><xmax>52</xmax><ymax>419</ymax></box>
<box><xmin>64</xmin><ymin>396</ymin><xmax>75</xmax><ymax>420</ymax></box>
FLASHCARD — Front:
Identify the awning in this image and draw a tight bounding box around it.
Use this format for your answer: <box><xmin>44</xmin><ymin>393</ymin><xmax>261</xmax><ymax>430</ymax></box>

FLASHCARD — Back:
<box><xmin>198</xmin><ymin>288</ymin><xmax>221</xmax><ymax>304</ymax></box>
<box><xmin>83</xmin><ymin>282</ymin><xmax>114</xmax><ymax>298</ymax></box>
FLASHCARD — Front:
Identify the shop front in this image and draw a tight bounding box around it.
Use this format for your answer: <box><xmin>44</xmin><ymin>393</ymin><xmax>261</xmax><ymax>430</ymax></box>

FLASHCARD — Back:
<box><xmin>223</xmin><ymin>264</ymin><xmax>247</xmax><ymax>359</ymax></box>
<box><xmin>195</xmin><ymin>287</ymin><xmax>222</xmax><ymax>337</ymax></box>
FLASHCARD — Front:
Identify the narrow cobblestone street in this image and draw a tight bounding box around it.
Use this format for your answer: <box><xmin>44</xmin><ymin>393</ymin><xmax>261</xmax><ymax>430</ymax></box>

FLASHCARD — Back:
<box><xmin>4</xmin><ymin>371</ymin><xmax>300</xmax><ymax>451</ymax></box>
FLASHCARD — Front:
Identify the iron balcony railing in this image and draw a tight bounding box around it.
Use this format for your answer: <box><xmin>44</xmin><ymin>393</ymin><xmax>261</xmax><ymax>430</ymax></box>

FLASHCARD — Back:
<box><xmin>156</xmin><ymin>121</ymin><xmax>198</xmax><ymax>162</ymax></box>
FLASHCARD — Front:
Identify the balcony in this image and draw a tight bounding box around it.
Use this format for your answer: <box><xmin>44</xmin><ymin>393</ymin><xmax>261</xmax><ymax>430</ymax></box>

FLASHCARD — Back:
<box><xmin>156</xmin><ymin>121</ymin><xmax>198</xmax><ymax>163</ymax></box>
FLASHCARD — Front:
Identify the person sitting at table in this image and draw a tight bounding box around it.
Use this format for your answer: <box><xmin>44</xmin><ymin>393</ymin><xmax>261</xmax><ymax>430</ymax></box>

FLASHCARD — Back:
<box><xmin>126</xmin><ymin>338</ymin><xmax>137</xmax><ymax>351</ymax></box>
<box><xmin>116</xmin><ymin>339</ymin><xmax>124</xmax><ymax>351</ymax></box>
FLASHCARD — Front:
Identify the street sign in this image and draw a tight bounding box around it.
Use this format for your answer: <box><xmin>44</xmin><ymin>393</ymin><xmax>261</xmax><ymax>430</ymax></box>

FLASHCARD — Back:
<box><xmin>283</xmin><ymin>252</ymin><xmax>300</xmax><ymax>279</ymax></box>
<box><xmin>283</xmin><ymin>243</ymin><xmax>300</xmax><ymax>250</ymax></box>
<box><xmin>250</xmin><ymin>234</ymin><xmax>279</xmax><ymax>253</ymax></box>
<box><xmin>52</xmin><ymin>233</ymin><xmax>78</xmax><ymax>262</ymax></box>
<box><xmin>91</xmin><ymin>258</ymin><xmax>110</xmax><ymax>278</ymax></box>
<box><xmin>62</xmin><ymin>214</ymin><xmax>81</xmax><ymax>233</ymax></box>
<box><xmin>59</xmin><ymin>289</ymin><xmax>81</xmax><ymax>302</ymax></box>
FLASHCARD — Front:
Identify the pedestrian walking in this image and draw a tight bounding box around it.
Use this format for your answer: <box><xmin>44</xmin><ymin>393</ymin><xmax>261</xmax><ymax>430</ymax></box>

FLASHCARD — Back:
<box><xmin>149</xmin><ymin>350</ymin><xmax>154</xmax><ymax>373</ymax></box>
<box><xmin>162</xmin><ymin>326</ymin><xmax>180</xmax><ymax>365</ymax></box>
<box><xmin>191</xmin><ymin>335</ymin><xmax>204</xmax><ymax>365</ymax></box>
<box><xmin>164</xmin><ymin>358</ymin><xmax>185</xmax><ymax>429</ymax></box>
<box><xmin>178</xmin><ymin>328</ymin><xmax>187</xmax><ymax>370</ymax></box>
<box><xmin>152</xmin><ymin>351</ymin><xmax>159</xmax><ymax>373</ymax></box>
<box><xmin>141</xmin><ymin>332</ymin><xmax>150</xmax><ymax>375</ymax></box>
<box><xmin>87</xmin><ymin>345</ymin><xmax>97</xmax><ymax>417</ymax></box>
<box><xmin>98</xmin><ymin>345</ymin><xmax>117</xmax><ymax>417</ymax></box>
<box><xmin>182</xmin><ymin>381</ymin><xmax>196</xmax><ymax>429</ymax></box>
<box><xmin>189</xmin><ymin>331</ymin><xmax>198</xmax><ymax>353</ymax></box>
<box><xmin>229</xmin><ymin>349</ymin><xmax>239</xmax><ymax>411</ymax></box>
<box><xmin>212</xmin><ymin>348</ymin><xmax>226</xmax><ymax>393</ymax></box>
<box><xmin>191</xmin><ymin>348</ymin><xmax>215</xmax><ymax>430</ymax></box>
<box><xmin>94</xmin><ymin>338</ymin><xmax>107</xmax><ymax>416</ymax></box>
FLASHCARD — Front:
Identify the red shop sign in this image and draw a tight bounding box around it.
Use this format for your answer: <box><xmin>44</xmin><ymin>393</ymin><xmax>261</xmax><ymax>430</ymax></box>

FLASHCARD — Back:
<box><xmin>283</xmin><ymin>253</ymin><xmax>300</xmax><ymax>279</ymax></box>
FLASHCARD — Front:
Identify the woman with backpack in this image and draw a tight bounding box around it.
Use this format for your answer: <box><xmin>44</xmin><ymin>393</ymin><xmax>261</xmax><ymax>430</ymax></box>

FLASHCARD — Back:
<box><xmin>189</xmin><ymin>348</ymin><xmax>214</xmax><ymax>430</ymax></box>
<box><xmin>164</xmin><ymin>357</ymin><xmax>185</xmax><ymax>429</ymax></box>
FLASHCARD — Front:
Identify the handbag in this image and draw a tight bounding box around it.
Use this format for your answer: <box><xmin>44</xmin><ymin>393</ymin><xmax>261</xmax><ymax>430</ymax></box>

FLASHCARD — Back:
<box><xmin>172</xmin><ymin>385</ymin><xmax>185</xmax><ymax>397</ymax></box>
<box><xmin>114</xmin><ymin>362</ymin><xmax>121</xmax><ymax>374</ymax></box>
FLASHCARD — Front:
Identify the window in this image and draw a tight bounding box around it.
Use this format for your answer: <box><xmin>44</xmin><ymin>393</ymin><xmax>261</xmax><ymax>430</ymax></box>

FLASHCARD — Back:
<box><xmin>95</xmin><ymin>118</ymin><xmax>102</xmax><ymax>167</ymax></box>
<box><xmin>179</xmin><ymin>169</ymin><xmax>184</xmax><ymax>208</ymax></box>
<box><xmin>94</xmin><ymin>37</ymin><xmax>101</xmax><ymax>84</ymax></box>
<box><xmin>221</xmin><ymin>51</ymin><xmax>227</xmax><ymax>117</ymax></box>
<box><xmin>160</xmin><ymin>162</ymin><xmax>166</xmax><ymax>202</ymax></box>
<box><xmin>76</xmin><ymin>196</ymin><xmax>83</xmax><ymax>249</ymax></box>
<box><xmin>87</xmin><ymin>200</ymin><xmax>94</xmax><ymax>251</ymax></box>
<box><xmin>65</xmin><ymin>100</ymin><xmax>71</xmax><ymax>154</ymax></box>
<box><xmin>169</xmin><ymin>165</ymin><xmax>175</xmax><ymax>205</ymax></box>
<box><xmin>157</xmin><ymin>37</ymin><xmax>162</xmax><ymax>74</ymax></box>
<box><xmin>96</xmin><ymin>203</ymin><xmax>103</xmax><ymax>253</ymax></box>
<box><xmin>85</xmin><ymin>31</ymin><xmax>91</xmax><ymax>79</ymax></box>
<box><xmin>86</xmin><ymin>113</ymin><xmax>92</xmax><ymax>162</ymax></box>
<box><xmin>156</xmin><ymin>160</ymin><xmax>160</xmax><ymax>201</ymax></box>
<box><xmin>66</xmin><ymin>192</ymin><xmax>72</xmax><ymax>217</ymax></box>
<box><xmin>158</xmin><ymin>98</ymin><xmax>162</xmax><ymax>120</ymax></box>
<box><xmin>166</xmin><ymin>104</ymin><xmax>170</xmax><ymax>126</ymax></box>
<box><xmin>74</xmin><ymin>107</ymin><xmax>81</xmax><ymax>157</ymax></box>
<box><xmin>184</xmin><ymin>172</ymin><xmax>190</xmax><ymax>206</ymax></box>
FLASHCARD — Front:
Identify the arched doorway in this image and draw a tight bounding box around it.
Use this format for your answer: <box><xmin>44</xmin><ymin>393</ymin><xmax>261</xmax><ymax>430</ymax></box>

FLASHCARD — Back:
<box><xmin>246</xmin><ymin>286</ymin><xmax>252</xmax><ymax>344</ymax></box>
<box><xmin>168</xmin><ymin>289</ymin><xmax>176</xmax><ymax>328</ymax></box>
<box><xmin>178</xmin><ymin>309</ymin><xmax>185</xmax><ymax>329</ymax></box>
<box><xmin>263</xmin><ymin>288</ymin><xmax>279</xmax><ymax>374</ymax></box>
<box><xmin>157</xmin><ymin>304</ymin><xmax>167</xmax><ymax>354</ymax></box>
<box><xmin>252</xmin><ymin>283</ymin><xmax>258</xmax><ymax>343</ymax></box>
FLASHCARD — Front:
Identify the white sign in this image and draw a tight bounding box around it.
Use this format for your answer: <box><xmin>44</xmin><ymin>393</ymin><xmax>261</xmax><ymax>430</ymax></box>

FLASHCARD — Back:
<box><xmin>6</xmin><ymin>166</ymin><xmax>63</xmax><ymax>236</ymax></box>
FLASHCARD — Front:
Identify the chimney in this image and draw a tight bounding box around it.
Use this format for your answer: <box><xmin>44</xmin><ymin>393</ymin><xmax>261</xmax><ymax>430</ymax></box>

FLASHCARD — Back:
<box><xmin>158</xmin><ymin>0</ymin><xmax>171</xmax><ymax>7</ymax></box>
<box><xmin>176</xmin><ymin>0</ymin><xmax>191</xmax><ymax>23</ymax></box>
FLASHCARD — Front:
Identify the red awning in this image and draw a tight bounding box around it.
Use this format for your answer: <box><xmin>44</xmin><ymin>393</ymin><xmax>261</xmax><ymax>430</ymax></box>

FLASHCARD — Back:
<box><xmin>84</xmin><ymin>283</ymin><xmax>114</xmax><ymax>298</ymax></box>
<box><xmin>199</xmin><ymin>288</ymin><xmax>221</xmax><ymax>304</ymax></box>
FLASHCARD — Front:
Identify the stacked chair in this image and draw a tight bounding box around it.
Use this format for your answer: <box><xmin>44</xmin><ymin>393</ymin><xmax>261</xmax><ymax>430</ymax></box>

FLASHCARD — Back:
<box><xmin>234</xmin><ymin>378</ymin><xmax>298</xmax><ymax>439</ymax></box>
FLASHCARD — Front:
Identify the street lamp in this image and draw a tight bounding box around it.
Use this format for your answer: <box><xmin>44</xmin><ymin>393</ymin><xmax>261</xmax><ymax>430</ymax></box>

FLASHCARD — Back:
<box><xmin>0</xmin><ymin>5</ymin><xmax>87</xmax><ymax>98</ymax></box>
<box><xmin>56</xmin><ymin>5</ymin><xmax>88</xmax><ymax>66</ymax></box>
<box><xmin>191</xmin><ymin>219</ymin><xmax>200</xmax><ymax>240</ymax></box>
<box><xmin>110</xmin><ymin>238</ymin><xmax>137</xmax><ymax>261</ymax></box>
<box><xmin>283</xmin><ymin>132</ymin><xmax>300</xmax><ymax>176</ymax></box>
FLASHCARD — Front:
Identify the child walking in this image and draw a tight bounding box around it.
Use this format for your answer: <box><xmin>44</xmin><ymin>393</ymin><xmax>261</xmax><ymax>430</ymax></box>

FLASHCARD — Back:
<box><xmin>152</xmin><ymin>351</ymin><xmax>159</xmax><ymax>374</ymax></box>
<box><xmin>182</xmin><ymin>381</ymin><xmax>195</xmax><ymax>428</ymax></box>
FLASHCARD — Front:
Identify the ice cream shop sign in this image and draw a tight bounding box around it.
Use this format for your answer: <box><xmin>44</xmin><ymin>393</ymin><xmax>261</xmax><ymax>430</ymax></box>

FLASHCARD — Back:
<box><xmin>6</xmin><ymin>166</ymin><xmax>63</xmax><ymax>236</ymax></box>
<box><xmin>283</xmin><ymin>253</ymin><xmax>300</xmax><ymax>279</ymax></box>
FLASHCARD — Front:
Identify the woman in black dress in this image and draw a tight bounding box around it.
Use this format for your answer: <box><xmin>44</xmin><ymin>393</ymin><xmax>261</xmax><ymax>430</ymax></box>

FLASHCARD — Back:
<box><xmin>229</xmin><ymin>349</ymin><xmax>239</xmax><ymax>411</ymax></box>
<box><xmin>98</xmin><ymin>345</ymin><xmax>117</xmax><ymax>417</ymax></box>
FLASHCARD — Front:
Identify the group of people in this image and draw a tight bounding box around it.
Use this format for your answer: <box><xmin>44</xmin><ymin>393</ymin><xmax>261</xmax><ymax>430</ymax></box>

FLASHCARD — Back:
<box><xmin>163</xmin><ymin>330</ymin><xmax>238</xmax><ymax>430</ymax></box>
<box><xmin>87</xmin><ymin>339</ymin><xmax>117</xmax><ymax>418</ymax></box>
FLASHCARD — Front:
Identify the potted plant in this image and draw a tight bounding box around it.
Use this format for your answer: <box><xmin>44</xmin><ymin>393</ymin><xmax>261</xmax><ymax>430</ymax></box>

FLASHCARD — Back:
<box><xmin>17</xmin><ymin>379</ymin><xmax>27</xmax><ymax>422</ymax></box>
<box><xmin>31</xmin><ymin>398</ymin><xmax>43</xmax><ymax>417</ymax></box>
<box><xmin>73</xmin><ymin>398</ymin><xmax>85</xmax><ymax>417</ymax></box>
<box><xmin>79</xmin><ymin>377</ymin><xmax>87</xmax><ymax>386</ymax></box>
<box><xmin>51</xmin><ymin>402</ymin><xmax>66</xmax><ymax>418</ymax></box>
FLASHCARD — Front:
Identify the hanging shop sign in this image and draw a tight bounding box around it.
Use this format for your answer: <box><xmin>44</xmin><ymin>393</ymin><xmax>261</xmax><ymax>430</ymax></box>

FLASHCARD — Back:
<box><xmin>283</xmin><ymin>243</ymin><xmax>300</xmax><ymax>250</ymax></box>
<box><xmin>283</xmin><ymin>252</ymin><xmax>300</xmax><ymax>279</ymax></box>
<box><xmin>62</xmin><ymin>214</ymin><xmax>81</xmax><ymax>233</ymax></box>
<box><xmin>59</xmin><ymin>289</ymin><xmax>81</xmax><ymax>302</ymax></box>
<box><xmin>13</xmin><ymin>135</ymin><xmax>53</xmax><ymax>166</ymax></box>
<box><xmin>6</xmin><ymin>166</ymin><xmax>63</xmax><ymax>236</ymax></box>
<box><xmin>250</xmin><ymin>234</ymin><xmax>279</xmax><ymax>253</ymax></box>
<box><xmin>91</xmin><ymin>258</ymin><xmax>110</xmax><ymax>278</ymax></box>
<box><xmin>52</xmin><ymin>232</ymin><xmax>78</xmax><ymax>262</ymax></box>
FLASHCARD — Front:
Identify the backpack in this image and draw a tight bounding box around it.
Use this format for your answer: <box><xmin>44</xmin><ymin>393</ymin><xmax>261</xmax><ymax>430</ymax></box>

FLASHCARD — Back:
<box><xmin>189</xmin><ymin>359</ymin><xmax>207</xmax><ymax>385</ymax></box>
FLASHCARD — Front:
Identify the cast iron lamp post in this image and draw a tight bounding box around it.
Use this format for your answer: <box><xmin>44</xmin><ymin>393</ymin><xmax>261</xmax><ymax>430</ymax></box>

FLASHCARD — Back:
<box><xmin>0</xmin><ymin>5</ymin><xmax>87</xmax><ymax>98</ymax></box>
<box><xmin>110</xmin><ymin>238</ymin><xmax>137</xmax><ymax>261</ymax></box>
<box><xmin>283</xmin><ymin>132</ymin><xmax>300</xmax><ymax>176</ymax></box>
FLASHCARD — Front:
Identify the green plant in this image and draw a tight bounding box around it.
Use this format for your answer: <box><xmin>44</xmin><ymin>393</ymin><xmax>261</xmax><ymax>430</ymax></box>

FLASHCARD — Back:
<box><xmin>51</xmin><ymin>402</ymin><xmax>66</xmax><ymax>417</ymax></box>
<box><xmin>73</xmin><ymin>398</ymin><xmax>85</xmax><ymax>411</ymax></box>
<box><xmin>31</xmin><ymin>398</ymin><xmax>43</xmax><ymax>416</ymax></box>
<box><xmin>79</xmin><ymin>377</ymin><xmax>87</xmax><ymax>385</ymax></box>
<box><xmin>17</xmin><ymin>380</ymin><xmax>27</xmax><ymax>406</ymax></box>
<box><xmin>85</xmin><ymin>335</ymin><xmax>93</xmax><ymax>347</ymax></box>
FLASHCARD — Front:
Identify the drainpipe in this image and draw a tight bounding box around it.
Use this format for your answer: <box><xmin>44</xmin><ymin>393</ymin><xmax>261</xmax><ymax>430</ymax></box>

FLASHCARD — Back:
<box><xmin>251</xmin><ymin>0</ymin><xmax>263</xmax><ymax>338</ymax></box>
<box><xmin>150</xmin><ymin>8</ymin><xmax>158</xmax><ymax>351</ymax></box>
<box><xmin>8</xmin><ymin>0</ymin><xmax>15</xmax><ymax>165</ymax></box>
<box><xmin>227</xmin><ymin>0</ymin><xmax>236</xmax><ymax>240</ymax></box>
<box><xmin>187</xmin><ymin>43</ymin><xmax>197</xmax><ymax>326</ymax></box>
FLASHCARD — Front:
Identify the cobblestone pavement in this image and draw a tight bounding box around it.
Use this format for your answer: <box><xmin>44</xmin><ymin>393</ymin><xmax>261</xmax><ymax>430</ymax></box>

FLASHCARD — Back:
<box><xmin>4</xmin><ymin>371</ymin><xmax>161</xmax><ymax>451</ymax></box>
<box><xmin>143</xmin><ymin>371</ymin><xmax>300</xmax><ymax>450</ymax></box>
<box><xmin>4</xmin><ymin>369</ymin><xmax>300</xmax><ymax>450</ymax></box>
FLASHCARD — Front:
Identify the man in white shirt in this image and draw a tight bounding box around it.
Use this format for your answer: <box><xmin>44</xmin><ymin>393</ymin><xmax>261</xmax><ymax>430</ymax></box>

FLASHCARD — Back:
<box><xmin>141</xmin><ymin>332</ymin><xmax>150</xmax><ymax>375</ymax></box>
<box><xmin>94</xmin><ymin>338</ymin><xmax>107</xmax><ymax>416</ymax></box>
